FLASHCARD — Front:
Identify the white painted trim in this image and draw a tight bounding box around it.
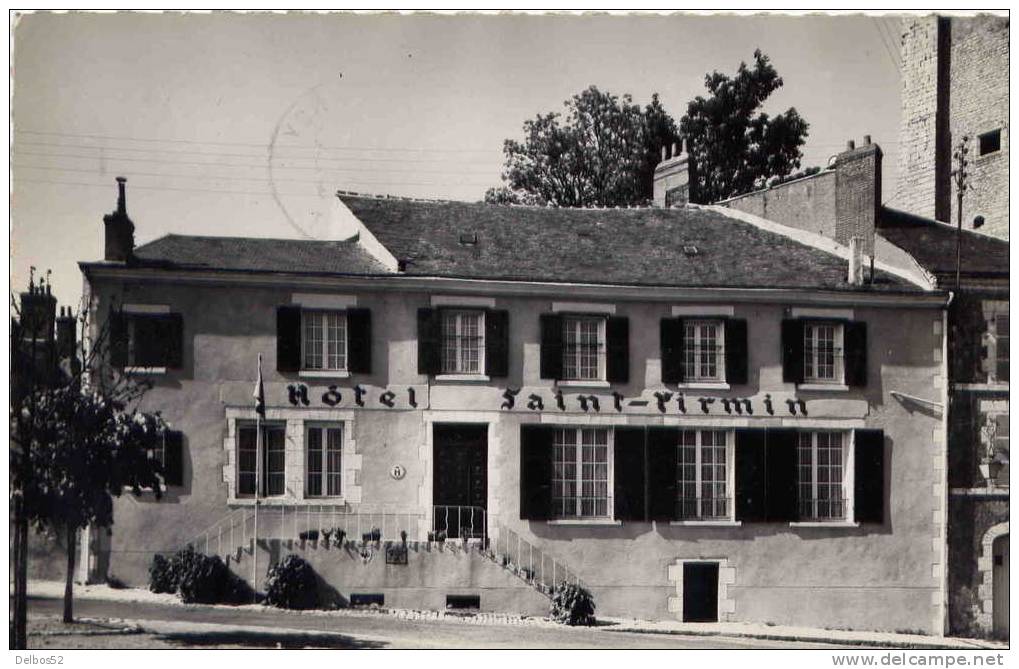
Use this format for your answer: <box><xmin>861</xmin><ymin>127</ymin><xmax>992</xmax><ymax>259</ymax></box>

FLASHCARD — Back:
<box><xmin>797</xmin><ymin>383</ymin><xmax>850</xmax><ymax>393</ymax></box>
<box><xmin>789</xmin><ymin>521</ymin><xmax>861</xmax><ymax>528</ymax></box>
<box><xmin>291</xmin><ymin>293</ymin><xmax>358</xmax><ymax>309</ymax></box>
<box><xmin>430</xmin><ymin>295</ymin><xmax>496</xmax><ymax>308</ymax></box>
<box><xmin>122</xmin><ymin>303</ymin><xmax>170</xmax><ymax>314</ymax></box>
<box><xmin>552</xmin><ymin>301</ymin><xmax>616</xmax><ymax>314</ymax></box>
<box><xmin>557</xmin><ymin>380</ymin><xmax>611</xmax><ymax>389</ymax></box>
<box><xmin>124</xmin><ymin>366</ymin><xmax>167</xmax><ymax>375</ymax></box>
<box><xmin>676</xmin><ymin>382</ymin><xmax>731</xmax><ymax>391</ymax></box>
<box><xmin>791</xmin><ymin>307</ymin><xmax>855</xmax><ymax>320</ymax></box>
<box><xmin>434</xmin><ymin>374</ymin><xmax>491</xmax><ymax>383</ymax></box>
<box><xmin>670</xmin><ymin>520</ymin><xmax>742</xmax><ymax>527</ymax></box>
<box><xmin>299</xmin><ymin>370</ymin><xmax>351</xmax><ymax>379</ymax></box>
<box><xmin>546</xmin><ymin>519</ymin><xmax>622</xmax><ymax>526</ymax></box>
<box><xmin>671</xmin><ymin>305</ymin><xmax>735</xmax><ymax>317</ymax></box>
<box><xmin>779</xmin><ymin>418</ymin><xmax>866</xmax><ymax>429</ymax></box>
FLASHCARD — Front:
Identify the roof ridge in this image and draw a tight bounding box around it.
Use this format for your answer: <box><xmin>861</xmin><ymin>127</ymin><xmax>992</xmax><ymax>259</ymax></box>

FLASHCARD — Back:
<box><xmin>338</xmin><ymin>189</ymin><xmax>671</xmax><ymax>212</ymax></box>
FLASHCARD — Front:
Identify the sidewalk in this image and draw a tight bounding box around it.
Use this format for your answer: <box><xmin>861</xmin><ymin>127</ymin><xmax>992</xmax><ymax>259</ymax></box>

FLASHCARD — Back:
<box><xmin>28</xmin><ymin>580</ymin><xmax>1006</xmax><ymax>650</ymax></box>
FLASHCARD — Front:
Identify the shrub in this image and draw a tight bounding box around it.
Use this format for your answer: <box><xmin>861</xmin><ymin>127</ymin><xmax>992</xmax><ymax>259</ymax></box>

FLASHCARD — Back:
<box><xmin>550</xmin><ymin>582</ymin><xmax>596</xmax><ymax>626</ymax></box>
<box><xmin>264</xmin><ymin>555</ymin><xmax>319</xmax><ymax>610</ymax></box>
<box><xmin>149</xmin><ymin>554</ymin><xmax>176</xmax><ymax>594</ymax></box>
<box><xmin>178</xmin><ymin>552</ymin><xmax>231</xmax><ymax>604</ymax></box>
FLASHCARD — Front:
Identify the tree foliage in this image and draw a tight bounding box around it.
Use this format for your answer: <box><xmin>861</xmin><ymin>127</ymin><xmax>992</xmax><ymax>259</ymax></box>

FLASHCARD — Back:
<box><xmin>491</xmin><ymin>86</ymin><xmax>680</xmax><ymax>207</ymax></box>
<box><xmin>679</xmin><ymin>49</ymin><xmax>809</xmax><ymax>203</ymax></box>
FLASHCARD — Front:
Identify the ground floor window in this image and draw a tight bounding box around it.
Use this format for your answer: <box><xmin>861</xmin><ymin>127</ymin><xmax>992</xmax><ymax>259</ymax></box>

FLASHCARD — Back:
<box><xmin>306</xmin><ymin>424</ymin><xmax>343</xmax><ymax>497</ymax></box>
<box><xmin>677</xmin><ymin>429</ymin><xmax>731</xmax><ymax>519</ymax></box>
<box><xmin>552</xmin><ymin>427</ymin><xmax>611</xmax><ymax>518</ymax></box>
<box><xmin>797</xmin><ymin>431</ymin><xmax>846</xmax><ymax>520</ymax></box>
<box><xmin>237</xmin><ymin>423</ymin><xmax>286</xmax><ymax>497</ymax></box>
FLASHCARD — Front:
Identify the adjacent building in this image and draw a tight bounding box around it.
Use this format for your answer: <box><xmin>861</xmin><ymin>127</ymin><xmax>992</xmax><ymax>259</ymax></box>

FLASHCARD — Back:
<box><xmin>71</xmin><ymin>155</ymin><xmax>954</xmax><ymax>634</ymax></box>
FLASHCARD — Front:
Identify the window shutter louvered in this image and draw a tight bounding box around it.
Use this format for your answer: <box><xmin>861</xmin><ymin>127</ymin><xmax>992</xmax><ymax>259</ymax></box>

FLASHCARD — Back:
<box><xmin>660</xmin><ymin>317</ymin><xmax>685</xmax><ymax>384</ymax></box>
<box><xmin>276</xmin><ymin>306</ymin><xmax>302</xmax><ymax>372</ymax></box>
<box><xmin>724</xmin><ymin>318</ymin><xmax>748</xmax><ymax>385</ymax></box>
<box><xmin>346</xmin><ymin>308</ymin><xmax>372</xmax><ymax>374</ymax></box>
<box><xmin>417</xmin><ymin>308</ymin><xmax>439</xmax><ymax>375</ymax></box>
<box><xmin>735</xmin><ymin>428</ymin><xmax>767</xmax><ymax>522</ymax></box>
<box><xmin>485</xmin><ymin>309</ymin><xmax>510</xmax><ymax>378</ymax></box>
<box><xmin>606</xmin><ymin>316</ymin><xmax>629</xmax><ymax>383</ymax></box>
<box><xmin>647</xmin><ymin>427</ymin><xmax>679</xmax><ymax>520</ymax></box>
<box><xmin>781</xmin><ymin>319</ymin><xmax>805</xmax><ymax>384</ymax></box>
<box><xmin>613</xmin><ymin>427</ymin><xmax>646</xmax><ymax>521</ymax></box>
<box><xmin>539</xmin><ymin>314</ymin><xmax>563</xmax><ymax>380</ymax></box>
<box><xmin>519</xmin><ymin>425</ymin><xmax>554</xmax><ymax>520</ymax></box>
<box><xmin>843</xmin><ymin>321</ymin><xmax>868</xmax><ymax>387</ymax></box>
<box><xmin>854</xmin><ymin>429</ymin><xmax>885</xmax><ymax>524</ymax></box>
<box><xmin>109</xmin><ymin>310</ymin><xmax>127</xmax><ymax>369</ymax></box>
<box><xmin>165</xmin><ymin>313</ymin><xmax>184</xmax><ymax>369</ymax></box>
<box><xmin>765</xmin><ymin>428</ymin><xmax>799</xmax><ymax>522</ymax></box>
<box><xmin>162</xmin><ymin>430</ymin><xmax>184</xmax><ymax>487</ymax></box>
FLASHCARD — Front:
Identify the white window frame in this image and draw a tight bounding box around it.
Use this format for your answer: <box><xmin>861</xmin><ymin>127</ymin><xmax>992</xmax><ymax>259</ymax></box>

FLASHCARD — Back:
<box><xmin>439</xmin><ymin>309</ymin><xmax>486</xmax><ymax>375</ymax></box>
<box><xmin>796</xmin><ymin>430</ymin><xmax>854</xmax><ymax>523</ymax></box>
<box><xmin>562</xmin><ymin>315</ymin><xmax>607</xmax><ymax>382</ymax></box>
<box><xmin>803</xmin><ymin>321</ymin><xmax>845</xmax><ymax>385</ymax></box>
<box><xmin>683</xmin><ymin>320</ymin><xmax>726</xmax><ymax>382</ymax></box>
<box><xmin>305</xmin><ymin>423</ymin><xmax>343</xmax><ymax>498</ymax></box>
<box><xmin>675</xmin><ymin>429</ymin><xmax>734</xmax><ymax>521</ymax></box>
<box><xmin>983</xmin><ymin>301</ymin><xmax>1009</xmax><ymax>384</ymax></box>
<box><xmin>301</xmin><ymin>309</ymin><xmax>348</xmax><ymax>373</ymax></box>
<box><xmin>236</xmin><ymin>422</ymin><xmax>287</xmax><ymax>498</ymax></box>
<box><xmin>551</xmin><ymin>427</ymin><xmax>614</xmax><ymax>520</ymax></box>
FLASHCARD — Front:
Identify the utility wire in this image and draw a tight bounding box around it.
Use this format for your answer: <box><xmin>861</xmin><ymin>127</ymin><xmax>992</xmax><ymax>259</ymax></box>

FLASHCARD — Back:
<box><xmin>12</xmin><ymin>176</ymin><xmax>485</xmax><ymax>194</ymax></box>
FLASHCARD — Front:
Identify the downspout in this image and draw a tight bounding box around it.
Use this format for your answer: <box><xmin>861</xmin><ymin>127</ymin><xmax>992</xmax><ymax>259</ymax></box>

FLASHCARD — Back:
<box><xmin>936</xmin><ymin>291</ymin><xmax>953</xmax><ymax>635</ymax></box>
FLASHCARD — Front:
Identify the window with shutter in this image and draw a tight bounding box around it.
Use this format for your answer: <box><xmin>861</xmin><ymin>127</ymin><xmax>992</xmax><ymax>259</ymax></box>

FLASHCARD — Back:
<box><xmin>676</xmin><ymin>429</ymin><xmax>732</xmax><ymax>520</ymax></box>
<box><xmin>417</xmin><ymin>308</ymin><xmax>440</xmax><ymax>375</ymax></box>
<box><xmin>796</xmin><ymin>431</ymin><xmax>847</xmax><ymax>521</ymax></box>
<box><xmin>803</xmin><ymin>322</ymin><xmax>844</xmax><ymax>384</ymax></box>
<box><xmin>551</xmin><ymin>427</ymin><xmax>612</xmax><ymax>519</ymax></box>
<box><xmin>118</xmin><ymin>311</ymin><xmax>183</xmax><ymax>371</ymax></box>
<box><xmin>561</xmin><ymin>316</ymin><xmax>606</xmax><ymax>381</ymax></box>
<box><xmin>302</xmin><ymin>310</ymin><xmax>347</xmax><ymax>371</ymax></box>
<box><xmin>613</xmin><ymin>427</ymin><xmax>646</xmax><ymax>521</ymax></box>
<box><xmin>484</xmin><ymin>309</ymin><xmax>510</xmax><ymax>378</ymax></box>
<box><xmin>648</xmin><ymin>427</ymin><xmax>680</xmax><ymax>520</ymax></box>
<box><xmin>734</xmin><ymin>429</ymin><xmax>767</xmax><ymax>522</ymax></box>
<box><xmin>439</xmin><ymin>310</ymin><xmax>486</xmax><ymax>374</ymax></box>
<box><xmin>346</xmin><ymin>308</ymin><xmax>372</xmax><ymax>374</ymax></box>
<box><xmin>683</xmin><ymin>320</ymin><xmax>724</xmax><ymax>381</ymax></box>
<box><xmin>519</xmin><ymin>425</ymin><xmax>555</xmax><ymax>520</ymax></box>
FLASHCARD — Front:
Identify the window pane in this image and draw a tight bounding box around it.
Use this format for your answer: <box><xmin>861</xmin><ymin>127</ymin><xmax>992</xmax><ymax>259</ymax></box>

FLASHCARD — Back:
<box><xmin>554</xmin><ymin>427</ymin><xmax>608</xmax><ymax>518</ymax></box>
<box><xmin>238</xmin><ymin>426</ymin><xmax>257</xmax><ymax>496</ymax></box>
<box><xmin>306</xmin><ymin>427</ymin><xmax>323</xmax><ymax>497</ymax></box>
<box><xmin>264</xmin><ymin>427</ymin><xmax>286</xmax><ymax>497</ymax></box>
<box><xmin>303</xmin><ymin>311</ymin><xmax>323</xmax><ymax>369</ymax></box>
<box><xmin>563</xmin><ymin>317</ymin><xmax>602</xmax><ymax>381</ymax></box>
<box><xmin>132</xmin><ymin>316</ymin><xmax>171</xmax><ymax>367</ymax></box>
<box><xmin>326</xmin><ymin>312</ymin><xmax>346</xmax><ymax>370</ymax></box>
<box><xmin>326</xmin><ymin>427</ymin><xmax>343</xmax><ymax>496</ymax></box>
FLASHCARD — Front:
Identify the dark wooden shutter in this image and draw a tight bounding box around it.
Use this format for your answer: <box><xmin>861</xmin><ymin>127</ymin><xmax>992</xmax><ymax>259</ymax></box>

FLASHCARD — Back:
<box><xmin>735</xmin><ymin>428</ymin><xmax>767</xmax><ymax>522</ymax></box>
<box><xmin>613</xmin><ymin>427</ymin><xmax>646</xmax><ymax>521</ymax></box>
<box><xmin>109</xmin><ymin>310</ymin><xmax>127</xmax><ymax>369</ymax></box>
<box><xmin>417</xmin><ymin>308</ymin><xmax>439</xmax><ymax>375</ymax></box>
<box><xmin>660</xmin><ymin>317</ymin><xmax>685</xmax><ymax>384</ymax></box>
<box><xmin>165</xmin><ymin>313</ymin><xmax>184</xmax><ymax>369</ymax></box>
<box><xmin>276</xmin><ymin>306</ymin><xmax>302</xmax><ymax>372</ymax></box>
<box><xmin>765</xmin><ymin>428</ymin><xmax>799</xmax><ymax>522</ymax></box>
<box><xmin>606</xmin><ymin>316</ymin><xmax>629</xmax><ymax>384</ymax></box>
<box><xmin>346</xmin><ymin>308</ymin><xmax>372</xmax><ymax>374</ymax></box>
<box><xmin>724</xmin><ymin>318</ymin><xmax>748</xmax><ymax>385</ymax></box>
<box><xmin>854</xmin><ymin>429</ymin><xmax>885</xmax><ymax>524</ymax></box>
<box><xmin>843</xmin><ymin>321</ymin><xmax>868</xmax><ymax>387</ymax></box>
<box><xmin>162</xmin><ymin>430</ymin><xmax>184</xmax><ymax>487</ymax></box>
<box><xmin>539</xmin><ymin>314</ymin><xmax>563</xmax><ymax>380</ymax></box>
<box><xmin>781</xmin><ymin>319</ymin><xmax>805</xmax><ymax>384</ymax></box>
<box><xmin>647</xmin><ymin>427</ymin><xmax>679</xmax><ymax>520</ymax></box>
<box><xmin>519</xmin><ymin>425</ymin><xmax>554</xmax><ymax>520</ymax></box>
<box><xmin>485</xmin><ymin>309</ymin><xmax>510</xmax><ymax>378</ymax></box>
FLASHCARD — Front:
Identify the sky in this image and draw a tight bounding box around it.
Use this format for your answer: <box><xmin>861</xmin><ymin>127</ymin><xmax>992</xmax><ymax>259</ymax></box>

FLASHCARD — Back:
<box><xmin>11</xmin><ymin>12</ymin><xmax>906</xmax><ymax>310</ymax></box>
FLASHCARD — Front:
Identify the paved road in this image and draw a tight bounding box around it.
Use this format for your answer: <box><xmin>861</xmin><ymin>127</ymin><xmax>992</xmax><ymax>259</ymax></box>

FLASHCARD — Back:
<box><xmin>28</xmin><ymin>596</ymin><xmax>847</xmax><ymax>649</ymax></box>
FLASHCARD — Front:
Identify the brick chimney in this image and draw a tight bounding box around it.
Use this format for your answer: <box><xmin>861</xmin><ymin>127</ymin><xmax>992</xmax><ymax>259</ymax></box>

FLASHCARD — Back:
<box><xmin>103</xmin><ymin>177</ymin><xmax>135</xmax><ymax>262</ymax></box>
<box><xmin>19</xmin><ymin>279</ymin><xmax>56</xmax><ymax>342</ymax></box>
<box><xmin>56</xmin><ymin>306</ymin><xmax>77</xmax><ymax>359</ymax></box>
<box><xmin>834</xmin><ymin>136</ymin><xmax>882</xmax><ymax>257</ymax></box>
<box><xmin>653</xmin><ymin>140</ymin><xmax>691</xmax><ymax>207</ymax></box>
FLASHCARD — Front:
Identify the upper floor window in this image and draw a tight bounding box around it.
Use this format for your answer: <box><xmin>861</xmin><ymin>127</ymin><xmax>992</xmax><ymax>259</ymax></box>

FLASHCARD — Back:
<box><xmin>684</xmin><ymin>320</ymin><xmax>725</xmax><ymax>382</ymax></box>
<box><xmin>797</xmin><ymin>431</ymin><xmax>847</xmax><ymax>521</ymax></box>
<box><xmin>803</xmin><ymin>322</ymin><xmax>844</xmax><ymax>384</ymax></box>
<box><xmin>562</xmin><ymin>316</ymin><xmax>606</xmax><ymax>382</ymax></box>
<box><xmin>302</xmin><ymin>310</ymin><xmax>347</xmax><ymax>372</ymax></box>
<box><xmin>979</xmin><ymin>129</ymin><xmax>1002</xmax><ymax>156</ymax></box>
<box><xmin>440</xmin><ymin>310</ymin><xmax>485</xmax><ymax>375</ymax></box>
<box><xmin>552</xmin><ymin>427</ymin><xmax>611</xmax><ymax>519</ymax></box>
<box><xmin>110</xmin><ymin>307</ymin><xmax>183</xmax><ymax>371</ymax></box>
<box><xmin>676</xmin><ymin>429</ymin><xmax>731</xmax><ymax>520</ymax></box>
<box><xmin>984</xmin><ymin>301</ymin><xmax>1009</xmax><ymax>383</ymax></box>
<box><xmin>306</xmin><ymin>424</ymin><xmax>343</xmax><ymax>498</ymax></box>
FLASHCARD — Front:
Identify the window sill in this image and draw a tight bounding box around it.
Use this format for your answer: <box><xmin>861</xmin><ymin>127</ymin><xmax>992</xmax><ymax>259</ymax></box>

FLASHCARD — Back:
<box><xmin>546</xmin><ymin>519</ymin><xmax>621</xmax><ymax>526</ymax></box>
<box><xmin>434</xmin><ymin>374</ymin><xmax>491</xmax><ymax>382</ymax></box>
<box><xmin>789</xmin><ymin>521</ymin><xmax>860</xmax><ymax>528</ymax></box>
<box><xmin>669</xmin><ymin>520</ymin><xmax>741</xmax><ymax>527</ymax></box>
<box><xmin>229</xmin><ymin>497</ymin><xmax>347</xmax><ymax>507</ymax></box>
<box><xmin>299</xmin><ymin>370</ymin><xmax>351</xmax><ymax>379</ymax></box>
<box><xmin>676</xmin><ymin>382</ymin><xmax>730</xmax><ymax>390</ymax></box>
<box><xmin>124</xmin><ymin>366</ymin><xmax>167</xmax><ymax>375</ymax></box>
<box><xmin>797</xmin><ymin>383</ymin><xmax>849</xmax><ymax>392</ymax></box>
<box><xmin>556</xmin><ymin>380</ymin><xmax>610</xmax><ymax>389</ymax></box>
<box><xmin>123</xmin><ymin>484</ymin><xmax>167</xmax><ymax>493</ymax></box>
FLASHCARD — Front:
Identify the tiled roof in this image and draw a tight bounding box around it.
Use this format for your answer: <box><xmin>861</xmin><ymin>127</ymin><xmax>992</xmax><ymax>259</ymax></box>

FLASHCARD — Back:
<box><xmin>130</xmin><ymin>234</ymin><xmax>389</xmax><ymax>275</ymax></box>
<box><xmin>878</xmin><ymin>207</ymin><xmax>1009</xmax><ymax>278</ymax></box>
<box><xmin>341</xmin><ymin>195</ymin><xmax>920</xmax><ymax>291</ymax></box>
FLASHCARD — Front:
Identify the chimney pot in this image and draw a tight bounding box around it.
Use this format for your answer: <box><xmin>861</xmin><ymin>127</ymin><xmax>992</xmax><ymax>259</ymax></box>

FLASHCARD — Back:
<box><xmin>116</xmin><ymin>176</ymin><xmax>127</xmax><ymax>215</ymax></box>
<box><xmin>661</xmin><ymin>146</ymin><xmax>667</xmax><ymax>162</ymax></box>
<box><xmin>671</xmin><ymin>142</ymin><xmax>678</xmax><ymax>158</ymax></box>
<box><xmin>847</xmin><ymin>139</ymin><xmax>856</xmax><ymax>151</ymax></box>
<box><xmin>863</xmin><ymin>135</ymin><xmax>871</xmax><ymax>146</ymax></box>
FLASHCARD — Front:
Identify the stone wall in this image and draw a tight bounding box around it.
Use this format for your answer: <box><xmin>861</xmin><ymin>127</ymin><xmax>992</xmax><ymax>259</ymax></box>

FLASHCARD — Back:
<box><xmin>720</xmin><ymin>171</ymin><xmax>837</xmax><ymax>239</ymax></box>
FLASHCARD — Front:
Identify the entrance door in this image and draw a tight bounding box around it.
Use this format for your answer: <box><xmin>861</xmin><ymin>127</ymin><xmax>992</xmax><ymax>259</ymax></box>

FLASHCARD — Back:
<box><xmin>683</xmin><ymin>562</ymin><xmax>719</xmax><ymax>622</ymax></box>
<box><xmin>993</xmin><ymin>535</ymin><xmax>1009</xmax><ymax>637</ymax></box>
<box><xmin>433</xmin><ymin>424</ymin><xmax>487</xmax><ymax>539</ymax></box>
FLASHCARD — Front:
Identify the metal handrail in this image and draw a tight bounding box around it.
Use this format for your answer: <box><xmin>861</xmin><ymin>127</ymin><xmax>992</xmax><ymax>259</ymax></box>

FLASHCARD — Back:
<box><xmin>488</xmin><ymin>521</ymin><xmax>583</xmax><ymax>597</ymax></box>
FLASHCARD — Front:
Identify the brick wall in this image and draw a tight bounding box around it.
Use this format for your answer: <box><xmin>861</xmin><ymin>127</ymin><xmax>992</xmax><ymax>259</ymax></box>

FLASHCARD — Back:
<box><xmin>835</xmin><ymin>145</ymin><xmax>882</xmax><ymax>254</ymax></box>
<box><xmin>721</xmin><ymin>171</ymin><xmax>837</xmax><ymax>239</ymax></box>
<box><xmin>949</xmin><ymin>16</ymin><xmax>1009</xmax><ymax>241</ymax></box>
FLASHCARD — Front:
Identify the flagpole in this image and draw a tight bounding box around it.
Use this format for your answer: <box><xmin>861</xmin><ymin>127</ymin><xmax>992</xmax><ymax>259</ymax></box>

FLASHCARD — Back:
<box><xmin>252</xmin><ymin>353</ymin><xmax>263</xmax><ymax>603</ymax></box>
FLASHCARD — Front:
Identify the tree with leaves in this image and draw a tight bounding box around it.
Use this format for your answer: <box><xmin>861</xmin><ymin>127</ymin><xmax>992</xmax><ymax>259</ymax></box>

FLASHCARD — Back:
<box><xmin>488</xmin><ymin>86</ymin><xmax>680</xmax><ymax>207</ymax></box>
<box><xmin>680</xmin><ymin>49</ymin><xmax>809</xmax><ymax>204</ymax></box>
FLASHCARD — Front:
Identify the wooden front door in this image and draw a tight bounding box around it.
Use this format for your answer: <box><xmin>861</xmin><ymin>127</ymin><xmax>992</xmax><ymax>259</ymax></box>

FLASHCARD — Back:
<box><xmin>994</xmin><ymin>535</ymin><xmax>1009</xmax><ymax>637</ymax></box>
<box><xmin>683</xmin><ymin>562</ymin><xmax>719</xmax><ymax>622</ymax></box>
<box><xmin>433</xmin><ymin>424</ymin><xmax>487</xmax><ymax>539</ymax></box>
